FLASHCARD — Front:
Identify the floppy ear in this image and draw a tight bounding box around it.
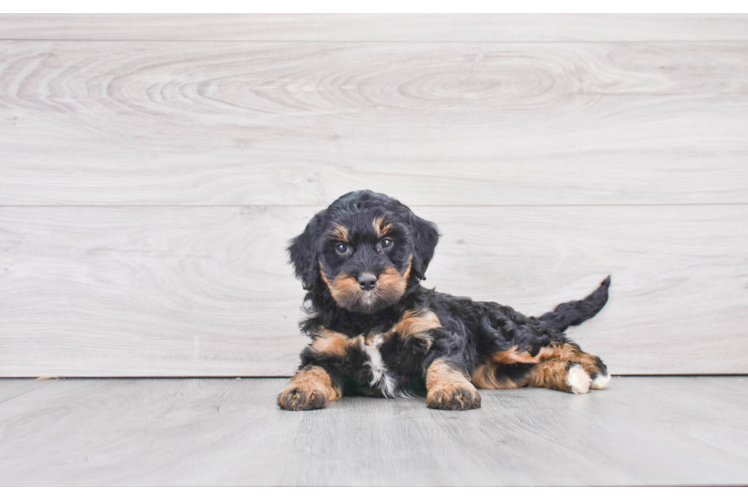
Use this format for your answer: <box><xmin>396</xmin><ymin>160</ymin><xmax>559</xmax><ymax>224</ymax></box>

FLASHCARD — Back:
<box><xmin>288</xmin><ymin>212</ymin><xmax>324</xmax><ymax>290</ymax></box>
<box><xmin>409</xmin><ymin>212</ymin><xmax>440</xmax><ymax>281</ymax></box>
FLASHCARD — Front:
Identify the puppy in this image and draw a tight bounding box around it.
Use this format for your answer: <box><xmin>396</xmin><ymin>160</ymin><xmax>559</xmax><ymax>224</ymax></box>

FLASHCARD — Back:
<box><xmin>278</xmin><ymin>190</ymin><xmax>611</xmax><ymax>411</ymax></box>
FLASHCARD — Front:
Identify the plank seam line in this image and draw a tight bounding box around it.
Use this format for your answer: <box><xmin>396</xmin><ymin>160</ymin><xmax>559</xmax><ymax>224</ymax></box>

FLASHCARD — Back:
<box><xmin>1</xmin><ymin>39</ymin><xmax>748</xmax><ymax>44</ymax></box>
<box><xmin>1</xmin><ymin>203</ymin><xmax>747</xmax><ymax>209</ymax></box>
<box><xmin>0</xmin><ymin>376</ymin><xmax>298</xmax><ymax>379</ymax></box>
<box><xmin>0</xmin><ymin>383</ymin><xmax>49</xmax><ymax>405</ymax></box>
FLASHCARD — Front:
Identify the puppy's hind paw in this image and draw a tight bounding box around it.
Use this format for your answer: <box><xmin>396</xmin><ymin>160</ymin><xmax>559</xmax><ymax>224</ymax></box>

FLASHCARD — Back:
<box><xmin>566</xmin><ymin>363</ymin><xmax>592</xmax><ymax>394</ymax></box>
<box><xmin>591</xmin><ymin>372</ymin><xmax>611</xmax><ymax>390</ymax></box>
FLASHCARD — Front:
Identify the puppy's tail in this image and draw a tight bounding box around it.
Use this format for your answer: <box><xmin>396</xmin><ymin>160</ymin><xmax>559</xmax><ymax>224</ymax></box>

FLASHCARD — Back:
<box><xmin>537</xmin><ymin>276</ymin><xmax>611</xmax><ymax>332</ymax></box>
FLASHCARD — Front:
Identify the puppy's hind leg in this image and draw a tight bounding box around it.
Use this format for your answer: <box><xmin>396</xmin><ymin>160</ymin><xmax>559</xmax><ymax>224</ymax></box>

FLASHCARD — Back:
<box><xmin>526</xmin><ymin>343</ymin><xmax>610</xmax><ymax>394</ymax></box>
<box><xmin>473</xmin><ymin>343</ymin><xmax>610</xmax><ymax>394</ymax></box>
<box><xmin>525</xmin><ymin>359</ymin><xmax>591</xmax><ymax>394</ymax></box>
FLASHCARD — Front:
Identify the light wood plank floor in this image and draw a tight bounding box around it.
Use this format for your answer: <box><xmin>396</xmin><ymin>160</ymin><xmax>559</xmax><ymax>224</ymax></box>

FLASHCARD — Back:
<box><xmin>1</xmin><ymin>377</ymin><xmax>746</xmax><ymax>486</ymax></box>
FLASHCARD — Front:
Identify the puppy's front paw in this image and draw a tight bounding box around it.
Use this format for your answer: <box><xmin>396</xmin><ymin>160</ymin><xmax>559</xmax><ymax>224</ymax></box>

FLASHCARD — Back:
<box><xmin>278</xmin><ymin>386</ymin><xmax>328</xmax><ymax>411</ymax></box>
<box><xmin>427</xmin><ymin>385</ymin><xmax>481</xmax><ymax>410</ymax></box>
<box><xmin>426</xmin><ymin>359</ymin><xmax>481</xmax><ymax>410</ymax></box>
<box><xmin>277</xmin><ymin>366</ymin><xmax>340</xmax><ymax>411</ymax></box>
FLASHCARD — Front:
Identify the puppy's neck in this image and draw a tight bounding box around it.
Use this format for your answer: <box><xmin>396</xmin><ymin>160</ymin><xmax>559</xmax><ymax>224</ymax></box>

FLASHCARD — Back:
<box><xmin>302</xmin><ymin>284</ymin><xmax>422</xmax><ymax>337</ymax></box>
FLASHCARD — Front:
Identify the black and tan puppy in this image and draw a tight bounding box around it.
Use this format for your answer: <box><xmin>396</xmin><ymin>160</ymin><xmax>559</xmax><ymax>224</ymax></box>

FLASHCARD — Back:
<box><xmin>278</xmin><ymin>190</ymin><xmax>611</xmax><ymax>411</ymax></box>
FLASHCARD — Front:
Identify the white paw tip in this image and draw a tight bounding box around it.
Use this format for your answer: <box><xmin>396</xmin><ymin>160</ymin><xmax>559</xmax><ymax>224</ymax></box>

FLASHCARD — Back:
<box><xmin>591</xmin><ymin>372</ymin><xmax>611</xmax><ymax>390</ymax></box>
<box><xmin>567</xmin><ymin>364</ymin><xmax>591</xmax><ymax>394</ymax></box>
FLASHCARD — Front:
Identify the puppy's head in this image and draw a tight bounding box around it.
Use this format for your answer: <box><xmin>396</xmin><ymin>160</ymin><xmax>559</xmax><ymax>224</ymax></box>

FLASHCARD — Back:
<box><xmin>288</xmin><ymin>190</ymin><xmax>439</xmax><ymax>313</ymax></box>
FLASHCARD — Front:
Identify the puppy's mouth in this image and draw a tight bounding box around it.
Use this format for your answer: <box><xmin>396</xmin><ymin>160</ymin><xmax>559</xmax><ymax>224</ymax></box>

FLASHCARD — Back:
<box><xmin>355</xmin><ymin>289</ymin><xmax>387</xmax><ymax>313</ymax></box>
<box><xmin>320</xmin><ymin>265</ymin><xmax>411</xmax><ymax>314</ymax></box>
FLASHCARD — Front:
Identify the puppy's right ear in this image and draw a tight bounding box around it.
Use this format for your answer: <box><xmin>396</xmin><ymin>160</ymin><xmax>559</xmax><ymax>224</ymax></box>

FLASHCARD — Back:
<box><xmin>288</xmin><ymin>212</ymin><xmax>324</xmax><ymax>290</ymax></box>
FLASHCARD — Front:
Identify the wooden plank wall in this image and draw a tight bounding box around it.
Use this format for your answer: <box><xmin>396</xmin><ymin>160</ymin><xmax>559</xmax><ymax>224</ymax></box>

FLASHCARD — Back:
<box><xmin>1</xmin><ymin>14</ymin><xmax>746</xmax><ymax>376</ymax></box>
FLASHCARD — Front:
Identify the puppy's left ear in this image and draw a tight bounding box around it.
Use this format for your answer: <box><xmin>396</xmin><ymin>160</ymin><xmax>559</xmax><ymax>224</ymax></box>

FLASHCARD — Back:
<box><xmin>408</xmin><ymin>212</ymin><xmax>440</xmax><ymax>281</ymax></box>
<box><xmin>288</xmin><ymin>212</ymin><xmax>324</xmax><ymax>290</ymax></box>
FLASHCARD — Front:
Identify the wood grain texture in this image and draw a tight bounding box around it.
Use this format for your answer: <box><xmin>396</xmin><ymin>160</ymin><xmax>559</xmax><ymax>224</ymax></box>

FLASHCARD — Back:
<box><xmin>0</xmin><ymin>41</ymin><xmax>747</xmax><ymax>205</ymax></box>
<box><xmin>1</xmin><ymin>14</ymin><xmax>747</xmax><ymax>42</ymax></box>
<box><xmin>0</xmin><ymin>377</ymin><xmax>746</xmax><ymax>486</ymax></box>
<box><xmin>1</xmin><ymin>205</ymin><xmax>746</xmax><ymax>377</ymax></box>
<box><xmin>1</xmin><ymin>15</ymin><xmax>746</xmax><ymax>378</ymax></box>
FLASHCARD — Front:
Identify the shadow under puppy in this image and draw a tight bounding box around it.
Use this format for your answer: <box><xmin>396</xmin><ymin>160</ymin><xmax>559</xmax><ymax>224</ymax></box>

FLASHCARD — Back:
<box><xmin>278</xmin><ymin>190</ymin><xmax>611</xmax><ymax>411</ymax></box>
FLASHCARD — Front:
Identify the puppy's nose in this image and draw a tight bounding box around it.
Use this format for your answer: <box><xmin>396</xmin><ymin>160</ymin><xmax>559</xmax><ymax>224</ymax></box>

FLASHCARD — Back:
<box><xmin>358</xmin><ymin>273</ymin><xmax>378</xmax><ymax>291</ymax></box>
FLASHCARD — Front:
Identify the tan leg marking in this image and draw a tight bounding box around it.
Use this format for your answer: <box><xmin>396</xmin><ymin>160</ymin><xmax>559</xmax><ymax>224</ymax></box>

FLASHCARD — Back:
<box><xmin>525</xmin><ymin>360</ymin><xmax>590</xmax><ymax>393</ymax></box>
<box><xmin>426</xmin><ymin>359</ymin><xmax>481</xmax><ymax>410</ymax></box>
<box><xmin>277</xmin><ymin>366</ymin><xmax>342</xmax><ymax>411</ymax></box>
<box><xmin>311</xmin><ymin>327</ymin><xmax>351</xmax><ymax>357</ymax></box>
<box><xmin>492</xmin><ymin>345</ymin><xmax>549</xmax><ymax>364</ymax></box>
<box><xmin>530</xmin><ymin>344</ymin><xmax>607</xmax><ymax>391</ymax></box>
<box><xmin>471</xmin><ymin>363</ymin><xmax>521</xmax><ymax>389</ymax></box>
<box><xmin>473</xmin><ymin>343</ymin><xmax>607</xmax><ymax>393</ymax></box>
<box><xmin>391</xmin><ymin>309</ymin><xmax>440</xmax><ymax>349</ymax></box>
<box><xmin>494</xmin><ymin>344</ymin><xmax>604</xmax><ymax>375</ymax></box>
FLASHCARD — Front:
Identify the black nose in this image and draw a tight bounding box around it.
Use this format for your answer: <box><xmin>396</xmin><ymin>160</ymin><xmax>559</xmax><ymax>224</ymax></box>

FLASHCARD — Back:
<box><xmin>358</xmin><ymin>273</ymin><xmax>378</xmax><ymax>291</ymax></box>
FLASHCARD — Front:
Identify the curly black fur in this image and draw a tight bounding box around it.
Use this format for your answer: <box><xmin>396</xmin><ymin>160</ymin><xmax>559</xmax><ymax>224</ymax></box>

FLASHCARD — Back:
<box><xmin>279</xmin><ymin>190</ymin><xmax>611</xmax><ymax>411</ymax></box>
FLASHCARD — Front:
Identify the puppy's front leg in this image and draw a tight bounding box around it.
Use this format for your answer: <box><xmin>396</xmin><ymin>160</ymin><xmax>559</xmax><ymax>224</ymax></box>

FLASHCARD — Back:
<box><xmin>277</xmin><ymin>365</ymin><xmax>342</xmax><ymax>411</ymax></box>
<box><xmin>426</xmin><ymin>359</ymin><xmax>481</xmax><ymax>411</ymax></box>
<box><xmin>279</xmin><ymin>327</ymin><xmax>354</xmax><ymax>411</ymax></box>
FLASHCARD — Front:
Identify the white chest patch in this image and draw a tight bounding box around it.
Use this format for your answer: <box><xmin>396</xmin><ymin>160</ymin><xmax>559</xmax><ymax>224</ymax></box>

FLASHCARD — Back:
<box><xmin>361</xmin><ymin>335</ymin><xmax>400</xmax><ymax>398</ymax></box>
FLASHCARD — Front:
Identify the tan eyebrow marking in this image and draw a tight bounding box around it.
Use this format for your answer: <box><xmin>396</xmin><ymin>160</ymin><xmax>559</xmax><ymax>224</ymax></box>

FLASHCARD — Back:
<box><xmin>373</xmin><ymin>216</ymin><xmax>393</xmax><ymax>238</ymax></box>
<box><xmin>331</xmin><ymin>224</ymin><xmax>349</xmax><ymax>242</ymax></box>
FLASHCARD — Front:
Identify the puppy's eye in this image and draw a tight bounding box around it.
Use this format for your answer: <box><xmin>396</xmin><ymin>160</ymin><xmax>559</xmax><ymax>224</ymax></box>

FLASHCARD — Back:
<box><xmin>377</xmin><ymin>238</ymin><xmax>394</xmax><ymax>254</ymax></box>
<box><xmin>335</xmin><ymin>243</ymin><xmax>350</xmax><ymax>255</ymax></box>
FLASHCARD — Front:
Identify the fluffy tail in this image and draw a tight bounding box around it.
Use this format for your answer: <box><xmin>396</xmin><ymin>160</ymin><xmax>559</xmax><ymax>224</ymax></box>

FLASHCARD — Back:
<box><xmin>537</xmin><ymin>276</ymin><xmax>611</xmax><ymax>332</ymax></box>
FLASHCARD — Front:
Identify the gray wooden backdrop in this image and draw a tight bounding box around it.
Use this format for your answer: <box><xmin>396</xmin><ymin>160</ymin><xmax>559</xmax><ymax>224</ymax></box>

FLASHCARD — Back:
<box><xmin>1</xmin><ymin>14</ymin><xmax>747</xmax><ymax>377</ymax></box>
